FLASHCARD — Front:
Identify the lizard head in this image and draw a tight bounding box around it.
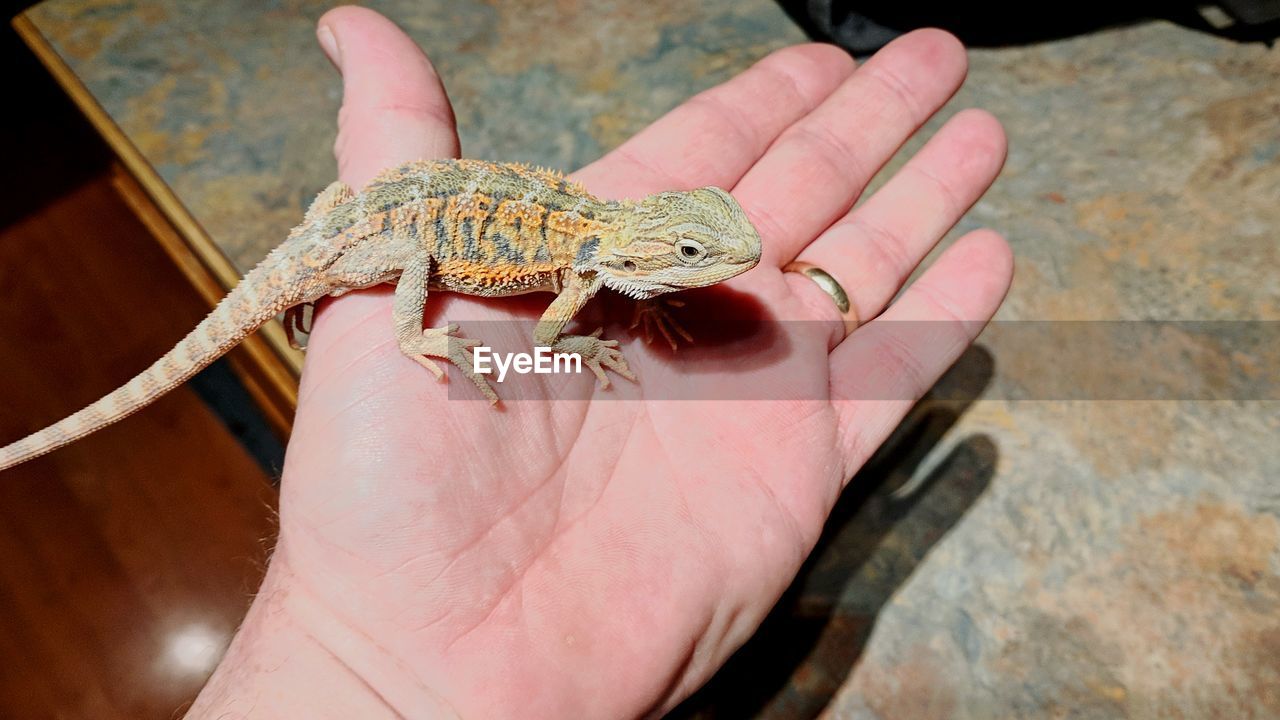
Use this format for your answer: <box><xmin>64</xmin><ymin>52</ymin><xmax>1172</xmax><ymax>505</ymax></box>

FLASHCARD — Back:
<box><xmin>588</xmin><ymin>187</ymin><xmax>763</xmax><ymax>299</ymax></box>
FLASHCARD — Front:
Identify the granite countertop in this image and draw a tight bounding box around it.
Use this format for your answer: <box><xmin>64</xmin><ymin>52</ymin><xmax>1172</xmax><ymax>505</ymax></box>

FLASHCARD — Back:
<box><xmin>22</xmin><ymin>1</ymin><xmax>1280</xmax><ymax>717</ymax></box>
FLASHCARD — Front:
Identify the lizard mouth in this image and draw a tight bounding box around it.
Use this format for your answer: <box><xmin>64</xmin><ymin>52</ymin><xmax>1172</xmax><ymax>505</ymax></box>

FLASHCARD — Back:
<box><xmin>604</xmin><ymin>255</ymin><xmax>759</xmax><ymax>298</ymax></box>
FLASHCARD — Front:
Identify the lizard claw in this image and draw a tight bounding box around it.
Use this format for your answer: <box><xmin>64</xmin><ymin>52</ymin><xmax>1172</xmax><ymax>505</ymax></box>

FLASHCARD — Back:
<box><xmin>630</xmin><ymin>298</ymin><xmax>692</xmax><ymax>351</ymax></box>
<box><xmin>555</xmin><ymin>332</ymin><xmax>636</xmax><ymax>389</ymax></box>
<box><xmin>584</xmin><ymin>343</ymin><xmax>635</xmax><ymax>390</ymax></box>
<box><xmin>284</xmin><ymin>303</ymin><xmax>315</xmax><ymax>351</ymax></box>
<box><xmin>408</xmin><ymin>325</ymin><xmax>498</xmax><ymax>402</ymax></box>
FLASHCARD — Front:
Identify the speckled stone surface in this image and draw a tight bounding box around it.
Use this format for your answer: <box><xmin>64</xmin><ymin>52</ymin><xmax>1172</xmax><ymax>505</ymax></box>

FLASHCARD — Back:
<box><xmin>25</xmin><ymin>1</ymin><xmax>1280</xmax><ymax>717</ymax></box>
<box><xmin>25</xmin><ymin>0</ymin><xmax>804</xmax><ymax>272</ymax></box>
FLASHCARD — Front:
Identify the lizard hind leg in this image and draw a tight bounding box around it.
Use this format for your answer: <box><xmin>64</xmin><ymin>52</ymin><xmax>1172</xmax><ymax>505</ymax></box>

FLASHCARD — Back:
<box><xmin>393</xmin><ymin>258</ymin><xmax>497</xmax><ymax>402</ymax></box>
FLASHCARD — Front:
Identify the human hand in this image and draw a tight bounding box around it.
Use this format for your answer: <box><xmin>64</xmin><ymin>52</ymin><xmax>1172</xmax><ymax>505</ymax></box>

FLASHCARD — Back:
<box><xmin>191</xmin><ymin>6</ymin><xmax>1010</xmax><ymax>719</ymax></box>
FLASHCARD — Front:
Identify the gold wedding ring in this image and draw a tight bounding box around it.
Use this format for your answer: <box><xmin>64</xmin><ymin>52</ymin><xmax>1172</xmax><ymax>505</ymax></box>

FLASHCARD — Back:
<box><xmin>783</xmin><ymin>261</ymin><xmax>860</xmax><ymax>335</ymax></box>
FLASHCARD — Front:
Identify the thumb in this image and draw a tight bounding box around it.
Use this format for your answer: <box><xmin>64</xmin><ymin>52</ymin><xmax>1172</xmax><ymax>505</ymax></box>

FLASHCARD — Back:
<box><xmin>317</xmin><ymin>5</ymin><xmax>460</xmax><ymax>189</ymax></box>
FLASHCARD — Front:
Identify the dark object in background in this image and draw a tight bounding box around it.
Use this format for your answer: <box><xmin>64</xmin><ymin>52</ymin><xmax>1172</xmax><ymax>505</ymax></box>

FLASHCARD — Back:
<box><xmin>780</xmin><ymin>0</ymin><xmax>1280</xmax><ymax>54</ymax></box>
<box><xmin>1219</xmin><ymin>0</ymin><xmax>1280</xmax><ymax>24</ymax></box>
<box><xmin>0</xmin><ymin>0</ymin><xmax>109</xmax><ymax>225</ymax></box>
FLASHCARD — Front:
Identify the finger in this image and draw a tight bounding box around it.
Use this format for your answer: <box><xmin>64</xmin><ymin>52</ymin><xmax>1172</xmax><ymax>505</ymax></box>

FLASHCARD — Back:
<box><xmin>786</xmin><ymin>109</ymin><xmax>1007</xmax><ymax>348</ymax></box>
<box><xmin>573</xmin><ymin>44</ymin><xmax>855</xmax><ymax>199</ymax></box>
<box><xmin>829</xmin><ymin>229</ymin><xmax>1013</xmax><ymax>479</ymax></box>
<box><xmin>318</xmin><ymin>5</ymin><xmax>459</xmax><ymax>188</ymax></box>
<box><xmin>730</xmin><ymin>29</ymin><xmax>969</xmax><ymax>267</ymax></box>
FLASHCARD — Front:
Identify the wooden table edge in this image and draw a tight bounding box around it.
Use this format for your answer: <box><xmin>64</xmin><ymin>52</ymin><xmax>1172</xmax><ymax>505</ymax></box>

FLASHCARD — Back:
<box><xmin>13</xmin><ymin>12</ymin><xmax>302</xmax><ymax>440</ymax></box>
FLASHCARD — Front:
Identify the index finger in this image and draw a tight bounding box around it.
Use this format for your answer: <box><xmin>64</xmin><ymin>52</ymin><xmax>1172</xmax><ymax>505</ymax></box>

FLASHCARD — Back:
<box><xmin>572</xmin><ymin>44</ymin><xmax>855</xmax><ymax>200</ymax></box>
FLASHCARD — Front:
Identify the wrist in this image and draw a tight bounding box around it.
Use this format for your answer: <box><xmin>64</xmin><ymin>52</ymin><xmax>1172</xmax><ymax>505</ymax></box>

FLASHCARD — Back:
<box><xmin>186</xmin><ymin>541</ymin><xmax>458</xmax><ymax>719</ymax></box>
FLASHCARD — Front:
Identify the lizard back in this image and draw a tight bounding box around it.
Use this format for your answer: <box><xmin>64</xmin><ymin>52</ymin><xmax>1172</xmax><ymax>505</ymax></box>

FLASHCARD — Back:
<box><xmin>329</xmin><ymin>159</ymin><xmax>623</xmax><ymax>297</ymax></box>
<box><xmin>0</xmin><ymin>159</ymin><xmax>626</xmax><ymax>471</ymax></box>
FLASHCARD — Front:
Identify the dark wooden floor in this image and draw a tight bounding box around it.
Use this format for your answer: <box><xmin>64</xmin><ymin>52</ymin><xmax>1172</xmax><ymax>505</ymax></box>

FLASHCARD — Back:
<box><xmin>0</xmin><ymin>4</ymin><xmax>279</xmax><ymax>715</ymax></box>
<box><xmin>0</xmin><ymin>172</ymin><xmax>279</xmax><ymax>717</ymax></box>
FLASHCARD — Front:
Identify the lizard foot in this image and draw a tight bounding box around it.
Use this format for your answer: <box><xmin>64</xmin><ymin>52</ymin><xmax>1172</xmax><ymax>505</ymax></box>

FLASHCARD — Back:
<box><xmin>404</xmin><ymin>324</ymin><xmax>497</xmax><ymax>403</ymax></box>
<box><xmin>630</xmin><ymin>298</ymin><xmax>693</xmax><ymax>351</ymax></box>
<box><xmin>284</xmin><ymin>303</ymin><xmax>315</xmax><ymax>350</ymax></box>
<box><xmin>554</xmin><ymin>328</ymin><xmax>637</xmax><ymax>390</ymax></box>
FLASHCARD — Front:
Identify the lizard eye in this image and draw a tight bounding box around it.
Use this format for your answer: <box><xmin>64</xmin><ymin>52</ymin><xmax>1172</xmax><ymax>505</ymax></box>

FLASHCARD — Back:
<box><xmin>675</xmin><ymin>239</ymin><xmax>706</xmax><ymax>263</ymax></box>
<box><xmin>623</xmin><ymin>260</ymin><xmax>638</xmax><ymax>272</ymax></box>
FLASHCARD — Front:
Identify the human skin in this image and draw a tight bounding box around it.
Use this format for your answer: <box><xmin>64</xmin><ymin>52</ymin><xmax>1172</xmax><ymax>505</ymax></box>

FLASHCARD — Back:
<box><xmin>187</xmin><ymin>6</ymin><xmax>1012</xmax><ymax>719</ymax></box>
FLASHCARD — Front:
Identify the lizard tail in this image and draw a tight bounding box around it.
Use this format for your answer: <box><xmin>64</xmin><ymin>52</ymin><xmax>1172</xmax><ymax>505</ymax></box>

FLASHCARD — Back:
<box><xmin>0</xmin><ymin>277</ymin><xmax>296</xmax><ymax>472</ymax></box>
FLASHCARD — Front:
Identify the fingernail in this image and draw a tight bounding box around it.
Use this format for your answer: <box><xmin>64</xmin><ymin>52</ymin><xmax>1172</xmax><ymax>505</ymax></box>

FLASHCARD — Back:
<box><xmin>317</xmin><ymin>25</ymin><xmax>342</xmax><ymax>70</ymax></box>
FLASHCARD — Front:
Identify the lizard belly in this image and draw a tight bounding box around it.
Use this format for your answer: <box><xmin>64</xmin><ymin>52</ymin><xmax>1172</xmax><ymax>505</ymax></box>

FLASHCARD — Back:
<box><xmin>430</xmin><ymin>259</ymin><xmax>558</xmax><ymax>297</ymax></box>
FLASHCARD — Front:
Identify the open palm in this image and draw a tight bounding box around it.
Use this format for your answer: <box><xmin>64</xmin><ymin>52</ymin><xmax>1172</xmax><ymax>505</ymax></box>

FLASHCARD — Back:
<box><xmin>204</xmin><ymin>7</ymin><xmax>1011</xmax><ymax>719</ymax></box>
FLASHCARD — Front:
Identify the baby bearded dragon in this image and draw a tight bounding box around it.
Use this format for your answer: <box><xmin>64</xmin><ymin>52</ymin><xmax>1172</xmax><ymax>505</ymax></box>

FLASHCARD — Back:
<box><xmin>0</xmin><ymin>158</ymin><xmax>762</xmax><ymax>472</ymax></box>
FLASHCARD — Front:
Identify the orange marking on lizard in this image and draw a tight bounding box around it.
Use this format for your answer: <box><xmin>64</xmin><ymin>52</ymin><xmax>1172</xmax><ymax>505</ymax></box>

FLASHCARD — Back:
<box><xmin>434</xmin><ymin>258</ymin><xmax>559</xmax><ymax>291</ymax></box>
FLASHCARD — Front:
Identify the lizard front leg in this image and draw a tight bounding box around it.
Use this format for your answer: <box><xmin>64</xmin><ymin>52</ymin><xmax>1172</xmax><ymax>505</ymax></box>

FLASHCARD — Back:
<box><xmin>630</xmin><ymin>298</ymin><xmax>693</xmax><ymax>351</ymax></box>
<box><xmin>535</xmin><ymin>272</ymin><xmax>636</xmax><ymax>388</ymax></box>
<box><xmin>393</xmin><ymin>256</ymin><xmax>497</xmax><ymax>402</ymax></box>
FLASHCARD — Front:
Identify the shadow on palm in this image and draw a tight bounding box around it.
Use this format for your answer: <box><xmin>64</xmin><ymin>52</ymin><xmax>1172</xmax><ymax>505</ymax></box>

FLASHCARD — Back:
<box><xmin>337</xmin><ymin>279</ymin><xmax>798</xmax><ymax>405</ymax></box>
<box><xmin>669</xmin><ymin>345</ymin><xmax>999</xmax><ymax>719</ymax></box>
